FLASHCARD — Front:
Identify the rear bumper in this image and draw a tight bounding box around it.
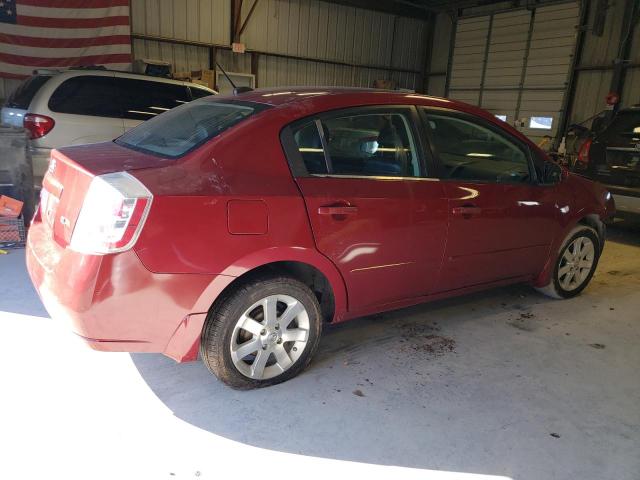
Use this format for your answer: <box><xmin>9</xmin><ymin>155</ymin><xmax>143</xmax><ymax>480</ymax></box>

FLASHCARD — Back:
<box><xmin>26</xmin><ymin>220</ymin><xmax>225</xmax><ymax>361</ymax></box>
<box><xmin>602</xmin><ymin>184</ymin><xmax>640</xmax><ymax>216</ymax></box>
<box><xmin>612</xmin><ymin>194</ymin><xmax>640</xmax><ymax>216</ymax></box>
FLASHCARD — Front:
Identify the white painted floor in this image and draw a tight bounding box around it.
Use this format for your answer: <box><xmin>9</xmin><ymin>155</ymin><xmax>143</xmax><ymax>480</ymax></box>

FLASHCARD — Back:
<box><xmin>1</xmin><ymin>222</ymin><xmax>638</xmax><ymax>480</ymax></box>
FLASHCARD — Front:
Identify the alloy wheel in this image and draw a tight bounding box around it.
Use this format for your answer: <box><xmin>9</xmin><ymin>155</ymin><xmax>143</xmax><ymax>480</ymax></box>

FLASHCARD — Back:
<box><xmin>558</xmin><ymin>235</ymin><xmax>595</xmax><ymax>292</ymax></box>
<box><xmin>230</xmin><ymin>294</ymin><xmax>310</xmax><ymax>380</ymax></box>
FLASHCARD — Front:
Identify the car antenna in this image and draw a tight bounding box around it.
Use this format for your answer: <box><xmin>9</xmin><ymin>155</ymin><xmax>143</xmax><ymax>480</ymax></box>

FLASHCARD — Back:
<box><xmin>215</xmin><ymin>61</ymin><xmax>253</xmax><ymax>95</ymax></box>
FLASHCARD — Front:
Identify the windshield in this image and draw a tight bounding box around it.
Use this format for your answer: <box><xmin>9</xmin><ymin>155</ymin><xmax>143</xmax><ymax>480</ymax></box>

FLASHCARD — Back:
<box><xmin>116</xmin><ymin>99</ymin><xmax>267</xmax><ymax>158</ymax></box>
<box><xmin>599</xmin><ymin>110</ymin><xmax>640</xmax><ymax>145</ymax></box>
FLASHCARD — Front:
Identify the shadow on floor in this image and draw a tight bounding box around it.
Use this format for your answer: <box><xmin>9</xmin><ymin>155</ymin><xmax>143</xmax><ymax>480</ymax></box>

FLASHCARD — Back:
<box><xmin>131</xmin><ymin>283</ymin><xmax>553</xmax><ymax>474</ymax></box>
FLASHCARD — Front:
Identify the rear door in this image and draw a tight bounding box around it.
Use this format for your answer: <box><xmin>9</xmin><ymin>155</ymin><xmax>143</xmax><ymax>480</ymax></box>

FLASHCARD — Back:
<box><xmin>283</xmin><ymin>106</ymin><xmax>448</xmax><ymax>312</ymax></box>
<box><xmin>117</xmin><ymin>78</ymin><xmax>191</xmax><ymax>131</ymax></box>
<box><xmin>420</xmin><ymin>109</ymin><xmax>556</xmax><ymax>292</ymax></box>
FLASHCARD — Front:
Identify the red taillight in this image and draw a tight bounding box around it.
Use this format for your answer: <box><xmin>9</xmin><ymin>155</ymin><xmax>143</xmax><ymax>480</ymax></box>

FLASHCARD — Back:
<box><xmin>576</xmin><ymin>138</ymin><xmax>592</xmax><ymax>167</ymax></box>
<box><xmin>69</xmin><ymin>172</ymin><xmax>153</xmax><ymax>255</ymax></box>
<box><xmin>23</xmin><ymin>113</ymin><xmax>55</xmax><ymax>139</ymax></box>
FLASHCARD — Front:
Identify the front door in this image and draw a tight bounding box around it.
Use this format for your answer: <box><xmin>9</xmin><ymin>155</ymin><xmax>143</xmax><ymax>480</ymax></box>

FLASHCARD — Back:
<box><xmin>286</xmin><ymin>106</ymin><xmax>447</xmax><ymax>312</ymax></box>
<box><xmin>421</xmin><ymin>109</ymin><xmax>555</xmax><ymax>292</ymax></box>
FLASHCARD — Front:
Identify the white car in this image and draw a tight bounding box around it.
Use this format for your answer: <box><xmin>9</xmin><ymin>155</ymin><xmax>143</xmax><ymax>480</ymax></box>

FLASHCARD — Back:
<box><xmin>1</xmin><ymin>68</ymin><xmax>216</xmax><ymax>183</ymax></box>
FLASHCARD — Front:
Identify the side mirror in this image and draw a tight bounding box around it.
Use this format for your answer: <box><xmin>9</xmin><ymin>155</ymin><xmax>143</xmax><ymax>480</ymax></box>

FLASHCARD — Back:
<box><xmin>542</xmin><ymin>162</ymin><xmax>562</xmax><ymax>185</ymax></box>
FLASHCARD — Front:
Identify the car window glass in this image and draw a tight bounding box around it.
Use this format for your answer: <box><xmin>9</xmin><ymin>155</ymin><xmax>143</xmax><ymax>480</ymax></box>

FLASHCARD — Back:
<box><xmin>190</xmin><ymin>87</ymin><xmax>214</xmax><ymax>100</ymax></box>
<box><xmin>321</xmin><ymin>112</ymin><xmax>420</xmax><ymax>177</ymax></box>
<box><xmin>425</xmin><ymin>113</ymin><xmax>530</xmax><ymax>183</ymax></box>
<box><xmin>599</xmin><ymin>111</ymin><xmax>640</xmax><ymax>146</ymax></box>
<box><xmin>116</xmin><ymin>78</ymin><xmax>190</xmax><ymax>121</ymax></box>
<box><xmin>116</xmin><ymin>100</ymin><xmax>265</xmax><ymax>158</ymax></box>
<box><xmin>292</xmin><ymin>121</ymin><xmax>328</xmax><ymax>174</ymax></box>
<box><xmin>48</xmin><ymin>75</ymin><xmax>121</xmax><ymax>117</ymax></box>
<box><xmin>6</xmin><ymin>75</ymin><xmax>50</xmax><ymax>109</ymax></box>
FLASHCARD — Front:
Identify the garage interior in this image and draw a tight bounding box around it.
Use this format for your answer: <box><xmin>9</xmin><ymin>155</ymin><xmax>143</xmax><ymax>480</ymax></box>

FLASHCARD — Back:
<box><xmin>0</xmin><ymin>1</ymin><xmax>639</xmax><ymax>479</ymax></box>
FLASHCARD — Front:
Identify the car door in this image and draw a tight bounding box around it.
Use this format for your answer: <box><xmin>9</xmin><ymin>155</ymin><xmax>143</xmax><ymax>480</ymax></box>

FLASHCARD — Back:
<box><xmin>282</xmin><ymin>106</ymin><xmax>448</xmax><ymax>312</ymax></box>
<box><xmin>116</xmin><ymin>77</ymin><xmax>191</xmax><ymax>131</ymax></box>
<box><xmin>420</xmin><ymin>109</ymin><xmax>557</xmax><ymax>292</ymax></box>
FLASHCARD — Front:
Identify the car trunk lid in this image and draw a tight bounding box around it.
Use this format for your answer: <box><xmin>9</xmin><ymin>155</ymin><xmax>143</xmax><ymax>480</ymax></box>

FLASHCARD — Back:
<box><xmin>40</xmin><ymin>142</ymin><xmax>162</xmax><ymax>247</ymax></box>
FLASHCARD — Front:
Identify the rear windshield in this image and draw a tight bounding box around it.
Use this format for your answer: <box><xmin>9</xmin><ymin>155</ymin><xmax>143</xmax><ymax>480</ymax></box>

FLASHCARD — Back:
<box><xmin>5</xmin><ymin>75</ymin><xmax>50</xmax><ymax>109</ymax></box>
<box><xmin>115</xmin><ymin>100</ymin><xmax>267</xmax><ymax>158</ymax></box>
<box><xmin>600</xmin><ymin>110</ymin><xmax>640</xmax><ymax>144</ymax></box>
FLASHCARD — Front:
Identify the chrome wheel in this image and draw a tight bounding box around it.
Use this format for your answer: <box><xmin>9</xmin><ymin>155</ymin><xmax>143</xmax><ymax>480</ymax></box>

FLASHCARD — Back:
<box><xmin>230</xmin><ymin>294</ymin><xmax>310</xmax><ymax>380</ymax></box>
<box><xmin>558</xmin><ymin>235</ymin><xmax>595</xmax><ymax>292</ymax></box>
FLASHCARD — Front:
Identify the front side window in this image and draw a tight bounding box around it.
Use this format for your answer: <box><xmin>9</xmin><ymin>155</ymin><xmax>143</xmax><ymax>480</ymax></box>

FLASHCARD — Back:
<box><xmin>425</xmin><ymin>113</ymin><xmax>531</xmax><ymax>184</ymax></box>
<box><xmin>291</xmin><ymin>110</ymin><xmax>421</xmax><ymax>178</ymax></box>
<box><xmin>48</xmin><ymin>75</ymin><xmax>121</xmax><ymax>117</ymax></box>
<box><xmin>116</xmin><ymin>100</ymin><xmax>265</xmax><ymax>158</ymax></box>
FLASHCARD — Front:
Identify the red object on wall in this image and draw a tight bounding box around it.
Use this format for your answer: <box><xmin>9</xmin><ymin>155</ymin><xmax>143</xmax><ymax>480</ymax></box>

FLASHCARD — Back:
<box><xmin>606</xmin><ymin>92</ymin><xmax>620</xmax><ymax>106</ymax></box>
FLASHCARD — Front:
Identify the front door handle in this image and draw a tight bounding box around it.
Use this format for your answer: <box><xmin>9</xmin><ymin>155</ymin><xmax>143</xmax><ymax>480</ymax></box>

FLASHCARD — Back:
<box><xmin>318</xmin><ymin>205</ymin><xmax>358</xmax><ymax>216</ymax></box>
<box><xmin>452</xmin><ymin>206</ymin><xmax>481</xmax><ymax>217</ymax></box>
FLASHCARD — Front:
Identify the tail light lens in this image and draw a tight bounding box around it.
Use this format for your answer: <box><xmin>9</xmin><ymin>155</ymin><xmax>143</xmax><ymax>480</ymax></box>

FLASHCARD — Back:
<box><xmin>69</xmin><ymin>172</ymin><xmax>153</xmax><ymax>255</ymax></box>
<box><xmin>24</xmin><ymin>113</ymin><xmax>55</xmax><ymax>139</ymax></box>
<box><xmin>576</xmin><ymin>138</ymin><xmax>592</xmax><ymax>167</ymax></box>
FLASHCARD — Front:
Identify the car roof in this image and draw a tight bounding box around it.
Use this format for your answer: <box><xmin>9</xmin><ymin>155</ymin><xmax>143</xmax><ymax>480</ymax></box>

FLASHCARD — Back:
<box><xmin>32</xmin><ymin>68</ymin><xmax>215</xmax><ymax>91</ymax></box>
<box><xmin>214</xmin><ymin>86</ymin><xmax>537</xmax><ymax>149</ymax></box>
<box><xmin>229</xmin><ymin>86</ymin><xmax>427</xmax><ymax>106</ymax></box>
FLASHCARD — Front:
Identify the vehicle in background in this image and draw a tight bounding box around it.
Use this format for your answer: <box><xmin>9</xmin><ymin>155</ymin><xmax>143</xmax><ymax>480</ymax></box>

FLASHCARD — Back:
<box><xmin>26</xmin><ymin>88</ymin><xmax>615</xmax><ymax>389</ymax></box>
<box><xmin>1</xmin><ymin>68</ymin><xmax>216</xmax><ymax>184</ymax></box>
<box><xmin>573</xmin><ymin>106</ymin><xmax>640</xmax><ymax>219</ymax></box>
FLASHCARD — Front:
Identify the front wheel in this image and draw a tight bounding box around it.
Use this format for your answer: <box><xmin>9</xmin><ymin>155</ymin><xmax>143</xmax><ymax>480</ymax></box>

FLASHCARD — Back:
<box><xmin>200</xmin><ymin>276</ymin><xmax>322</xmax><ymax>389</ymax></box>
<box><xmin>536</xmin><ymin>225</ymin><xmax>601</xmax><ymax>299</ymax></box>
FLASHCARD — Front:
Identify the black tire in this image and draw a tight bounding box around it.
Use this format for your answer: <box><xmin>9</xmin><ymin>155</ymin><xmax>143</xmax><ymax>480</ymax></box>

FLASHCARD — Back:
<box><xmin>200</xmin><ymin>275</ymin><xmax>323</xmax><ymax>389</ymax></box>
<box><xmin>536</xmin><ymin>225</ymin><xmax>601</xmax><ymax>299</ymax></box>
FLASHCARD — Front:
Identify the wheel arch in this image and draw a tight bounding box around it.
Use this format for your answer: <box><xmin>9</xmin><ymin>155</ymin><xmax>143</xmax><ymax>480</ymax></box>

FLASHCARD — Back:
<box><xmin>533</xmin><ymin>212</ymin><xmax>604</xmax><ymax>288</ymax></box>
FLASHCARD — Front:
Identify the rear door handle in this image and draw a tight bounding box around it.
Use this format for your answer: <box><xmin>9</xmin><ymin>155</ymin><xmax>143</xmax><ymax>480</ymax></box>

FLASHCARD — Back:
<box><xmin>318</xmin><ymin>206</ymin><xmax>358</xmax><ymax>215</ymax></box>
<box><xmin>452</xmin><ymin>206</ymin><xmax>481</xmax><ymax>216</ymax></box>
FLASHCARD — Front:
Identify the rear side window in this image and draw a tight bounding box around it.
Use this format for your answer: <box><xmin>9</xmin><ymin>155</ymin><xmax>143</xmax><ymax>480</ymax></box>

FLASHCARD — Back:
<box><xmin>6</xmin><ymin>75</ymin><xmax>50</xmax><ymax>109</ymax></box>
<box><xmin>116</xmin><ymin>100</ymin><xmax>266</xmax><ymax>158</ymax></box>
<box><xmin>117</xmin><ymin>78</ymin><xmax>190</xmax><ymax>121</ymax></box>
<box><xmin>48</xmin><ymin>75</ymin><xmax>121</xmax><ymax>117</ymax></box>
<box><xmin>290</xmin><ymin>109</ymin><xmax>421</xmax><ymax>178</ymax></box>
<box><xmin>599</xmin><ymin>111</ymin><xmax>640</xmax><ymax>145</ymax></box>
<box><xmin>292</xmin><ymin>121</ymin><xmax>328</xmax><ymax>174</ymax></box>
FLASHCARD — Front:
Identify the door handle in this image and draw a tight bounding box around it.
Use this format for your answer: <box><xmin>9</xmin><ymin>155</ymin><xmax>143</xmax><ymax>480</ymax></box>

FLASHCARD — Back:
<box><xmin>318</xmin><ymin>206</ymin><xmax>358</xmax><ymax>216</ymax></box>
<box><xmin>452</xmin><ymin>206</ymin><xmax>481</xmax><ymax>217</ymax></box>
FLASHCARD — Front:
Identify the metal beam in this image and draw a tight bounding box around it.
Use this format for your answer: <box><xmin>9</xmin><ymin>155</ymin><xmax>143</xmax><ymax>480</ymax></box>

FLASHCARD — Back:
<box><xmin>131</xmin><ymin>33</ymin><xmax>423</xmax><ymax>76</ymax></box>
<box><xmin>555</xmin><ymin>0</ymin><xmax>589</xmax><ymax>147</ymax></box>
<box><xmin>321</xmin><ymin>0</ymin><xmax>430</xmax><ymax>19</ymax></box>
<box><xmin>610</xmin><ymin>0</ymin><xmax>640</xmax><ymax>113</ymax></box>
<box><xmin>238</xmin><ymin>0</ymin><xmax>260</xmax><ymax>38</ymax></box>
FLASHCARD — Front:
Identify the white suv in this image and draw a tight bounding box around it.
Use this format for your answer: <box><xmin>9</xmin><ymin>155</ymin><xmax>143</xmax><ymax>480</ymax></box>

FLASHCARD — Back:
<box><xmin>1</xmin><ymin>68</ymin><xmax>216</xmax><ymax>183</ymax></box>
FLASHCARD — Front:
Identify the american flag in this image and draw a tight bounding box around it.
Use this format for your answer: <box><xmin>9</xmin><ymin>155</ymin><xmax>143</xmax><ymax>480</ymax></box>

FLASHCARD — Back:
<box><xmin>0</xmin><ymin>0</ymin><xmax>131</xmax><ymax>79</ymax></box>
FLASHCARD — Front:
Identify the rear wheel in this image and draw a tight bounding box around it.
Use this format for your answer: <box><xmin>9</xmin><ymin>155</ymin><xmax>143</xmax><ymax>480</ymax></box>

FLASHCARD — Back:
<box><xmin>536</xmin><ymin>225</ymin><xmax>600</xmax><ymax>299</ymax></box>
<box><xmin>200</xmin><ymin>276</ymin><xmax>322</xmax><ymax>389</ymax></box>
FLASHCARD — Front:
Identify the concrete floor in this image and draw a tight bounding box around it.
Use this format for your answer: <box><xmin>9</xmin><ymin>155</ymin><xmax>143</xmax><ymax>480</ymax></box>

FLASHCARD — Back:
<box><xmin>1</xmin><ymin>222</ymin><xmax>639</xmax><ymax>480</ymax></box>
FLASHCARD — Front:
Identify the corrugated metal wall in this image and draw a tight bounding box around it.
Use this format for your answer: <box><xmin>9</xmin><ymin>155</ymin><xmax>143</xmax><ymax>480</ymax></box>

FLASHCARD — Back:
<box><xmin>570</xmin><ymin>0</ymin><xmax>640</xmax><ymax>125</ymax></box>
<box><xmin>130</xmin><ymin>0</ymin><xmax>428</xmax><ymax>90</ymax></box>
<box><xmin>447</xmin><ymin>2</ymin><xmax>580</xmax><ymax>144</ymax></box>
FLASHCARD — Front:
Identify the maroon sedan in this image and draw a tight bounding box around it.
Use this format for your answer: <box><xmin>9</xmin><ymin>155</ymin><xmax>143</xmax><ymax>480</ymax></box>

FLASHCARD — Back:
<box><xmin>27</xmin><ymin>88</ymin><xmax>615</xmax><ymax>388</ymax></box>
